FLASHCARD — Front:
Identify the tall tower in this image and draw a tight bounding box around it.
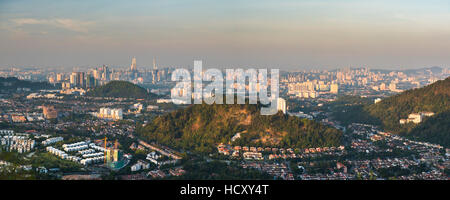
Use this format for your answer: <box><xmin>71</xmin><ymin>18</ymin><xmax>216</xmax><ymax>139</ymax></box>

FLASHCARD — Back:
<box><xmin>153</xmin><ymin>57</ymin><xmax>157</xmax><ymax>70</ymax></box>
<box><xmin>76</xmin><ymin>72</ymin><xmax>85</xmax><ymax>88</ymax></box>
<box><xmin>131</xmin><ymin>57</ymin><xmax>137</xmax><ymax>71</ymax></box>
<box><xmin>70</xmin><ymin>72</ymin><xmax>77</xmax><ymax>86</ymax></box>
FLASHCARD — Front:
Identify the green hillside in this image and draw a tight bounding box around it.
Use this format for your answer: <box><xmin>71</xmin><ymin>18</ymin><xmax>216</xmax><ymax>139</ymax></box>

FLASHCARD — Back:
<box><xmin>137</xmin><ymin>102</ymin><xmax>343</xmax><ymax>154</ymax></box>
<box><xmin>367</xmin><ymin>77</ymin><xmax>450</xmax><ymax>133</ymax></box>
<box><xmin>328</xmin><ymin>95</ymin><xmax>381</xmax><ymax>126</ymax></box>
<box><xmin>87</xmin><ymin>81</ymin><xmax>155</xmax><ymax>99</ymax></box>
<box><xmin>406</xmin><ymin>111</ymin><xmax>450</xmax><ymax>147</ymax></box>
<box><xmin>326</xmin><ymin>77</ymin><xmax>450</xmax><ymax>147</ymax></box>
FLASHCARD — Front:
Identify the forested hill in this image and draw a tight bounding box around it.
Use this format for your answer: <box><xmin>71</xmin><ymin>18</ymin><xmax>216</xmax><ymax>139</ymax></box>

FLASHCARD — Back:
<box><xmin>137</xmin><ymin>103</ymin><xmax>343</xmax><ymax>153</ymax></box>
<box><xmin>87</xmin><ymin>81</ymin><xmax>156</xmax><ymax>99</ymax></box>
<box><xmin>0</xmin><ymin>77</ymin><xmax>54</xmax><ymax>92</ymax></box>
<box><xmin>367</xmin><ymin>77</ymin><xmax>450</xmax><ymax>133</ymax></box>
<box><xmin>406</xmin><ymin>111</ymin><xmax>450</xmax><ymax>148</ymax></box>
<box><xmin>364</xmin><ymin>76</ymin><xmax>450</xmax><ymax>147</ymax></box>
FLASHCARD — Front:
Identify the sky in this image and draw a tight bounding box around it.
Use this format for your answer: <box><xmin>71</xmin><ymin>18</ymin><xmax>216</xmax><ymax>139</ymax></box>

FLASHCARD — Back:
<box><xmin>0</xmin><ymin>0</ymin><xmax>450</xmax><ymax>70</ymax></box>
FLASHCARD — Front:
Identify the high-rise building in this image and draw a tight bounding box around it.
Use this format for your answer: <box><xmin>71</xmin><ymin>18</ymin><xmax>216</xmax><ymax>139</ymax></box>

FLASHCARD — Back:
<box><xmin>330</xmin><ymin>83</ymin><xmax>339</xmax><ymax>94</ymax></box>
<box><xmin>62</xmin><ymin>82</ymin><xmax>71</xmax><ymax>89</ymax></box>
<box><xmin>48</xmin><ymin>76</ymin><xmax>55</xmax><ymax>84</ymax></box>
<box><xmin>101</xmin><ymin>65</ymin><xmax>110</xmax><ymax>81</ymax></box>
<box><xmin>56</xmin><ymin>73</ymin><xmax>64</xmax><ymax>82</ymax></box>
<box><xmin>106</xmin><ymin>149</ymin><xmax>112</xmax><ymax>162</ymax></box>
<box><xmin>113</xmin><ymin>149</ymin><xmax>121</xmax><ymax>162</ymax></box>
<box><xmin>131</xmin><ymin>57</ymin><xmax>137</xmax><ymax>71</ymax></box>
<box><xmin>76</xmin><ymin>72</ymin><xmax>85</xmax><ymax>88</ymax></box>
<box><xmin>69</xmin><ymin>72</ymin><xmax>86</xmax><ymax>88</ymax></box>
<box><xmin>389</xmin><ymin>82</ymin><xmax>397</xmax><ymax>91</ymax></box>
<box><xmin>70</xmin><ymin>72</ymin><xmax>77</xmax><ymax>86</ymax></box>
<box><xmin>92</xmin><ymin>69</ymin><xmax>100</xmax><ymax>80</ymax></box>
<box><xmin>380</xmin><ymin>83</ymin><xmax>387</xmax><ymax>90</ymax></box>
<box><xmin>86</xmin><ymin>74</ymin><xmax>96</xmax><ymax>88</ymax></box>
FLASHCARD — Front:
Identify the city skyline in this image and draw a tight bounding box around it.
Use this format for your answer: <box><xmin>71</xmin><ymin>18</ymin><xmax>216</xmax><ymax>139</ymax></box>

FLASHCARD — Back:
<box><xmin>1</xmin><ymin>0</ymin><xmax>450</xmax><ymax>69</ymax></box>
<box><xmin>1</xmin><ymin>56</ymin><xmax>448</xmax><ymax>72</ymax></box>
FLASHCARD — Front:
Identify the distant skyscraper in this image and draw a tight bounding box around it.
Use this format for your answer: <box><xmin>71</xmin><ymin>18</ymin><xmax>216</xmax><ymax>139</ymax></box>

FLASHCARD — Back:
<box><xmin>101</xmin><ymin>65</ymin><xmax>110</xmax><ymax>81</ymax></box>
<box><xmin>76</xmin><ymin>72</ymin><xmax>85</xmax><ymax>88</ymax></box>
<box><xmin>69</xmin><ymin>72</ymin><xmax>86</xmax><ymax>88</ymax></box>
<box><xmin>153</xmin><ymin>57</ymin><xmax>157</xmax><ymax>70</ymax></box>
<box><xmin>48</xmin><ymin>76</ymin><xmax>55</xmax><ymax>84</ymax></box>
<box><xmin>62</xmin><ymin>82</ymin><xmax>71</xmax><ymax>89</ymax></box>
<box><xmin>330</xmin><ymin>83</ymin><xmax>339</xmax><ymax>94</ymax></box>
<box><xmin>56</xmin><ymin>73</ymin><xmax>64</xmax><ymax>82</ymax></box>
<box><xmin>92</xmin><ymin>69</ymin><xmax>100</xmax><ymax>80</ymax></box>
<box><xmin>69</xmin><ymin>72</ymin><xmax>77</xmax><ymax>86</ymax></box>
<box><xmin>380</xmin><ymin>83</ymin><xmax>387</xmax><ymax>90</ymax></box>
<box><xmin>131</xmin><ymin>57</ymin><xmax>137</xmax><ymax>71</ymax></box>
<box><xmin>389</xmin><ymin>82</ymin><xmax>397</xmax><ymax>91</ymax></box>
<box><xmin>86</xmin><ymin>74</ymin><xmax>96</xmax><ymax>88</ymax></box>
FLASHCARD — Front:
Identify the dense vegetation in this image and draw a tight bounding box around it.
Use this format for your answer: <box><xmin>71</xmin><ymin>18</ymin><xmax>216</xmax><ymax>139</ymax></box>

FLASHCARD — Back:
<box><xmin>0</xmin><ymin>77</ymin><xmax>54</xmax><ymax>92</ymax></box>
<box><xmin>367</xmin><ymin>77</ymin><xmax>450</xmax><ymax>133</ymax></box>
<box><xmin>137</xmin><ymin>102</ymin><xmax>343</xmax><ymax>154</ymax></box>
<box><xmin>30</xmin><ymin>152</ymin><xmax>83</xmax><ymax>172</ymax></box>
<box><xmin>0</xmin><ymin>166</ymin><xmax>36</xmax><ymax>180</ymax></box>
<box><xmin>366</xmin><ymin>77</ymin><xmax>450</xmax><ymax>147</ymax></box>
<box><xmin>328</xmin><ymin>77</ymin><xmax>450</xmax><ymax>147</ymax></box>
<box><xmin>328</xmin><ymin>96</ymin><xmax>380</xmax><ymax>126</ymax></box>
<box><xmin>0</xmin><ymin>151</ymin><xmax>82</xmax><ymax>173</ymax></box>
<box><xmin>87</xmin><ymin>81</ymin><xmax>156</xmax><ymax>99</ymax></box>
<box><xmin>405</xmin><ymin>111</ymin><xmax>450</xmax><ymax>147</ymax></box>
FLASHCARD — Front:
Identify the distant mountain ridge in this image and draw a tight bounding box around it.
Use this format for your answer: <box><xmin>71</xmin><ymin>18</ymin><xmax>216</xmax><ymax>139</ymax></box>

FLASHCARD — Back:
<box><xmin>87</xmin><ymin>81</ymin><xmax>156</xmax><ymax>99</ymax></box>
<box><xmin>401</xmin><ymin>66</ymin><xmax>443</xmax><ymax>75</ymax></box>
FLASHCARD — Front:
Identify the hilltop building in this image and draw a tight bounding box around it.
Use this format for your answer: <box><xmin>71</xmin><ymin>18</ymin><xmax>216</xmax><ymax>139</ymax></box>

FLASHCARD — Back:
<box><xmin>399</xmin><ymin>112</ymin><xmax>435</xmax><ymax>124</ymax></box>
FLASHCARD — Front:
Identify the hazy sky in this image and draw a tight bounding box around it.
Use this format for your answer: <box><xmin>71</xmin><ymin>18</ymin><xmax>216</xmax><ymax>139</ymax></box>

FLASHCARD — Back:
<box><xmin>1</xmin><ymin>0</ymin><xmax>450</xmax><ymax>70</ymax></box>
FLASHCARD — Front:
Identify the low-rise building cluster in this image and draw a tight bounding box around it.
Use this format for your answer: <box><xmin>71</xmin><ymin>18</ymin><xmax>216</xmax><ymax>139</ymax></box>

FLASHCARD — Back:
<box><xmin>96</xmin><ymin>108</ymin><xmax>123</xmax><ymax>121</ymax></box>
<box><xmin>63</xmin><ymin>141</ymin><xmax>89</xmax><ymax>152</ymax></box>
<box><xmin>42</xmin><ymin>137</ymin><xmax>63</xmax><ymax>146</ymax></box>
<box><xmin>1</xmin><ymin>134</ymin><xmax>35</xmax><ymax>153</ymax></box>
<box><xmin>131</xmin><ymin>160</ymin><xmax>150</xmax><ymax>172</ymax></box>
<box><xmin>46</xmin><ymin>141</ymin><xmax>110</xmax><ymax>166</ymax></box>
<box><xmin>242</xmin><ymin>162</ymin><xmax>294</xmax><ymax>180</ymax></box>
<box><xmin>218</xmin><ymin>143</ymin><xmax>345</xmax><ymax>161</ymax></box>
<box><xmin>46</xmin><ymin>146</ymin><xmax>81</xmax><ymax>162</ymax></box>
